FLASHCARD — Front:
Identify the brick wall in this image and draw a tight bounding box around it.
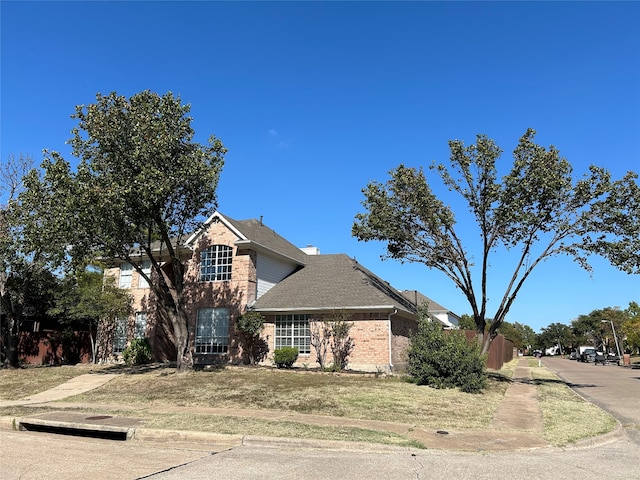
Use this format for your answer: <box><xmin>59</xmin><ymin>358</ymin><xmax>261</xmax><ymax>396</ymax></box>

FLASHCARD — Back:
<box><xmin>261</xmin><ymin>311</ymin><xmax>415</xmax><ymax>372</ymax></box>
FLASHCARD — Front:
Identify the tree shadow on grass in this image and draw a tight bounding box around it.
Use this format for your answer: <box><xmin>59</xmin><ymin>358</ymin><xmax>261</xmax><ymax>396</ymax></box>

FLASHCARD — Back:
<box><xmin>93</xmin><ymin>362</ymin><xmax>178</xmax><ymax>375</ymax></box>
<box><xmin>487</xmin><ymin>372</ymin><xmax>600</xmax><ymax>390</ymax></box>
<box><xmin>487</xmin><ymin>372</ymin><xmax>514</xmax><ymax>383</ymax></box>
<box><xmin>530</xmin><ymin>377</ymin><xmax>600</xmax><ymax>389</ymax></box>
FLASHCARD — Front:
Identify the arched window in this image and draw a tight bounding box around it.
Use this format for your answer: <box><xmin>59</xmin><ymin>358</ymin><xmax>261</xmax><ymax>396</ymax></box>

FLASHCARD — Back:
<box><xmin>200</xmin><ymin>245</ymin><xmax>233</xmax><ymax>282</ymax></box>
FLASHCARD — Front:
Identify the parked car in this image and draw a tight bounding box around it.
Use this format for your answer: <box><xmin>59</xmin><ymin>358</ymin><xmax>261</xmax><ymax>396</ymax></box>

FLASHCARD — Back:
<box><xmin>594</xmin><ymin>353</ymin><xmax>621</xmax><ymax>366</ymax></box>
<box><xmin>576</xmin><ymin>345</ymin><xmax>596</xmax><ymax>361</ymax></box>
<box><xmin>580</xmin><ymin>348</ymin><xmax>597</xmax><ymax>363</ymax></box>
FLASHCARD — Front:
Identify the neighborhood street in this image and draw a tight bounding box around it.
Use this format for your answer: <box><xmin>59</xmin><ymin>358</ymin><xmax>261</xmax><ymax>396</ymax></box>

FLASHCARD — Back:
<box><xmin>542</xmin><ymin>355</ymin><xmax>640</xmax><ymax>440</ymax></box>
<box><xmin>2</xmin><ymin>358</ymin><xmax>639</xmax><ymax>480</ymax></box>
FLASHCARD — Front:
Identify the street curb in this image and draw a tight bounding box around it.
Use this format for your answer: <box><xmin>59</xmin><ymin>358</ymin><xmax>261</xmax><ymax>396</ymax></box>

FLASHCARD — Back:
<box><xmin>546</xmin><ymin>364</ymin><xmax>630</xmax><ymax>449</ymax></box>
<box><xmin>133</xmin><ymin>427</ymin><xmax>243</xmax><ymax>447</ymax></box>
<box><xmin>0</xmin><ymin>414</ymin><xmax>419</xmax><ymax>453</ymax></box>
<box><xmin>0</xmin><ymin>415</ymin><xmax>16</xmax><ymax>430</ymax></box>
<box><xmin>1</xmin><ymin>413</ymin><xmax>625</xmax><ymax>454</ymax></box>
<box><xmin>240</xmin><ymin>434</ymin><xmax>418</xmax><ymax>453</ymax></box>
<box><xmin>559</xmin><ymin>421</ymin><xmax>627</xmax><ymax>450</ymax></box>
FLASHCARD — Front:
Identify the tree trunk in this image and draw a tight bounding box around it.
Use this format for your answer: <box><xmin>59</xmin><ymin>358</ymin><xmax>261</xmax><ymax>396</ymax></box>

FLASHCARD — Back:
<box><xmin>175</xmin><ymin>335</ymin><xmax>193</xmax><ymax>373</ymax></box>
<box><xmin>480</xmin><ymin>331</ymin><xmax>493</xmax><ymax>356</ymax></box>
<box><xmin>89</xmin><ymin>331</ymin><xmax>96</xmax><ymax>364</ymax></box>
<box><xmin>169</xmin><ymin>306</ymin><xmax>192</xmax><ymax>373</ymax></box>
<box><xmin>4</xmin><ymin>316</ymin><xmax>20</xmax><ymax>368</ymax></box>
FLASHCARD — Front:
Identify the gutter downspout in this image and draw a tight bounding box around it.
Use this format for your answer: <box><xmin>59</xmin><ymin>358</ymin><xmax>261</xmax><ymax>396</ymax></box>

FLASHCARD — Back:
<box><xmin>388</xmin><ymin>308</ymin><xmax>397</xmax><ymax>374</ymax></box>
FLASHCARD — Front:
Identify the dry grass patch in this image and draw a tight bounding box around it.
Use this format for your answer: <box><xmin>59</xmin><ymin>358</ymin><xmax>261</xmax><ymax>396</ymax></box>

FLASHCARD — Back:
<box><xmin>64</xmin><ymin>365</ymin><xmax>507</xmax><ymax>430</ymax></box>
<box><xmin>0</xmin><ymin>364</ymin><xmax>100</xmax><ymax>400</ymax></box>
<box><xmin>142</xmin><ymin>413</ymin><xmax>423</xmax><ymax>447</ymax></box>
<box><xmin>531</xmin><ymin>368</ymin><xmax>616</xmax><ymax>445</ymax></box>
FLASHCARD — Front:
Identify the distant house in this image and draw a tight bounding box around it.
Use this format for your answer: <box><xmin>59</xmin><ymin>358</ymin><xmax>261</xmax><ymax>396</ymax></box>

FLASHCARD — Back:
<box><xmin>400</xmin><ymin>290</ymin><xmax>460</xmax><ymax>329</ymax></box>
<box><xmin>101</xmin><ymin>212</ymin><xmax>460</xmax><ymax>372</ymax></box>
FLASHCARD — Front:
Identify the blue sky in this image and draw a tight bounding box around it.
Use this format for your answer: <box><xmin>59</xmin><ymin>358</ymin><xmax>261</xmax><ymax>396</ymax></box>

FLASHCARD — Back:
<box><xmin>2</xmin><ymin>1</ymin><xmax>639</xmax><ymax>332</ymax></box>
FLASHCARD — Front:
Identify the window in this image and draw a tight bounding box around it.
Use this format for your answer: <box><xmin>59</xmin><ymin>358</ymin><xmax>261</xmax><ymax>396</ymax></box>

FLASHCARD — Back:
<box><xmin>119</xmin><ymin>263</ymin><xmax>133</xmax><ymax>288</ymax></box>
<box><xmin>200</xmin><ymin>245</ymin><xmax>232</xmax><ymax>282</ymax></box>
<box><xmin>113</xmin><ymin>317</ymin><xmax>128</xmax><ymax>354</ymax></box>
<box><xmin>275</xmin><ymin>314</ymin><xmax>310</xmax><ymax>354</ymax></box>
<box><xmin>195</xmin><ymin>308</ymin><xmax>230</xmax><ymax>354</ymax></box>
<box><xmin>138</xmin><ymin>260</ymin><xmax>151</xmax><ymax>288</ymax></box>
<box><xmin>134</xmin><ymin>312</ymin><xmax>147</xmax><ymax>339</ymax></box>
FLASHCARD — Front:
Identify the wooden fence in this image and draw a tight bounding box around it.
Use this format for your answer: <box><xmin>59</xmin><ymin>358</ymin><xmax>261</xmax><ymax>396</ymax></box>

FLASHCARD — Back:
<box><xmin>15</xmin><ymin>330</ymin><xmax>93</xmax><ymax>365</ymax></box>
<box><xmin>463</xmin><ymin>330</ymin><xmax>515</xmax><ymax>370</ymax></box>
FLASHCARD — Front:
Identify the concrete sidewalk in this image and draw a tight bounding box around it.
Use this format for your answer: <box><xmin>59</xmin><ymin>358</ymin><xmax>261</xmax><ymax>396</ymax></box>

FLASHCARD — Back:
<box><xmin>0</xmin><ymin>373</ymin><xmax>118</xmax><ymax>406</ymax></box>
<box><xmin>0</xmin><ymin>358</ymin><xmax>622</xmax><ymax>452</ymax></box>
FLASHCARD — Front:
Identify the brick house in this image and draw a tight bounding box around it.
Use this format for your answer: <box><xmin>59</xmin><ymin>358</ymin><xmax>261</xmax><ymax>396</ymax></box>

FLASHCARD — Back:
<box><xmin>102</xmin><ymin>211</ymin><xmax>459</xmax><ymax>372</ymax></box>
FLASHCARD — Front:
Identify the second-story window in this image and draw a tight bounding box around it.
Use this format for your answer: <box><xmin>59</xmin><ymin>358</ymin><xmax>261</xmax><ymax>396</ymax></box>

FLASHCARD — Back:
<box><xmin>119</xmin><ymin>263</ymin><xmax>133</xmax><ymax>288</ymax></box>
<box><xmin>200</xmin><ymin>245</ymin><xmax>233</xmax><ymax>282</ymax></box>
<box><xmin>138</xmin><ymin>260</ymin><xmax>151</xmax><ymax>288</ymax></box>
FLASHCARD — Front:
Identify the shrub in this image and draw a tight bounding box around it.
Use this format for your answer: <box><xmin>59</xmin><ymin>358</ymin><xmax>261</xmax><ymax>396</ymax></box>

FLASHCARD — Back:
<box><xmin>310</xmin><ymin>319</ymin><xmax>331</xmax><ymax>369</ymax></box>
<box><xmin>327</xmin><ymin>312</ymin><xmax>355</xmax><ymax>371</ymax></box>
<box><xmin>236</xmin><ymin>311</ymin><xmax>268</xmax><ymax>364</ymax></box>
<box><xmin>310</xmin><ymin>311</ymin><xmax>355</xmax><ymax>372</ymax></box>
<box><xmin>122</xmin><ymin>338</ymin><xmax>152</xmax><ymax>366</ymax></box>
<box><xmin>273</xmin><ymin>347</ymin><xmax>298</xmax><ymax>369</ymax></box>
<box><xmin>407</xmin><ymin>319</ymin><xmax>486</xmax><ymax>393</ymax></box>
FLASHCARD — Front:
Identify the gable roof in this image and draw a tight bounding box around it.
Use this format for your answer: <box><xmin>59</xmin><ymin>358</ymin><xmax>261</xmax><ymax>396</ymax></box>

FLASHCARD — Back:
<box><xmin>187</xmin><ymin>212</ymin><xmax>307</xmax><ymax>266</ymax></box>
<box><xmin>252</xmin><ymin>253</ymin><xmax>417</xmax><ymax>315</ymax></box>
<box><xmin>225</xmin><ymin>216</ymin><xmax>308</xmax><ymax>265</ymax></box>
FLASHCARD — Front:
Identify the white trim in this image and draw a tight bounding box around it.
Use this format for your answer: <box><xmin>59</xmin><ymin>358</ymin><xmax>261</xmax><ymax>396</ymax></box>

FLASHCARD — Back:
<box><xmin>254</xmin><ymin>305</ymin><xmax>400</xmax><ymax>313</ymax></box>
<box><xmin>235</xmin><ymin>239</ymin><xmax>306</xmax><ymax>266</ymax></box>
<box><xmin>185</xmin><ymin>211</ymin><xmax>246</xmax><ymax>246</ymax></box>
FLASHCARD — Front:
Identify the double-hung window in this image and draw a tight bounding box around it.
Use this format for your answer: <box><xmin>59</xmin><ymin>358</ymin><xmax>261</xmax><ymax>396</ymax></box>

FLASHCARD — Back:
<box><xmin>138</xmin><ymin>260</ymin><xmax>151</xmax><ymax>288</ymax></box>
<box><xmin>195</xmin><ymin>308</ymin><xmax>230</xmax><ymax>354</ymax></box>
<box><xmin>275</xmin><ymin>314</ymin><xmax>310</xmax><ymax>354</ymax></box>
<box><xmin>119</xmin><ymin>263</ymin><xmax>133</xmax><ymax>288</ymax></box>
<box><xmin>200</xmin><ymin>245</ymin><xmax>233</xmax><ymax>282</ymax></box>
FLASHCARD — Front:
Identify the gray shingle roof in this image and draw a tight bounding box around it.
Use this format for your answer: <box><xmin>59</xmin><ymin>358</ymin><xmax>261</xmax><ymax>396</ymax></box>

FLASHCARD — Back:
<box><xmin>224</xmin><ymin>216</ymin><xmax>307</xmax><ymax>265</ymax></box>
<box><xmin>253</xmin><ymin>254</ymin><xmax>416</xmax><ymax>314</ymax></box>
<box><xmin>400</xmin><ymin>290</ymin><xmax>448</xmax><ymax>313</ymax></box>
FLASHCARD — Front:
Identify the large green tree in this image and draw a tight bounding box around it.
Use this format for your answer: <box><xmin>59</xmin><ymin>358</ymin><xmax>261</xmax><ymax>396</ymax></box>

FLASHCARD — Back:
<box><xmin>572</xmin><ymin>307</ymin><xmax>628</xmax><ymax>354</ymax></box>
<box><xmin>536</xmin><ymin>322</ymin><xmax>575</xmax><ymax>354</ymax></box>
<box><xmin>498</xmin><ymin>321</ymin><xmax>537</xmax><ymax>352</ymax></box>
<box><xmin>30</xmin><ymin>91</ymin><xmax>227</xmax><ymax>372</ymax></box>
<box><xmin>622</xmin><ymin>301</ymin><xmax>640</xmax><ymax>354</ymax></box>
<box><xmin>1</xmin><ymin>154</ymin><xmax>69</xmax><ymax>368</ymax></box>
<box><xmin>353</xmin><ymin>129</ymin><xmax>639</xmax><ymax>354</ymax></box>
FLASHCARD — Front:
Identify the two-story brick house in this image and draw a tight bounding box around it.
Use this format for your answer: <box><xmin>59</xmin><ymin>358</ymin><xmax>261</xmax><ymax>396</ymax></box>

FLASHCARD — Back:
<box><xmin>102</xmin><ymin>211</ymin><xmax>459</xmax><ymax>372</ymax></box>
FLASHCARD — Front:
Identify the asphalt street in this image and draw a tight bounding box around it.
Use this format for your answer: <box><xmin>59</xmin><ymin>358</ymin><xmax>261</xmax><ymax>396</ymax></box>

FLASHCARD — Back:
<box><xmin>542</xmin><ymin>356</ymin><xmax>640</xmax><ymax>431</ymax></box>
<box><xmin>2</xmin><ymin>357</ymin><xmax>639</xmax><ymax>480</ymax></box>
